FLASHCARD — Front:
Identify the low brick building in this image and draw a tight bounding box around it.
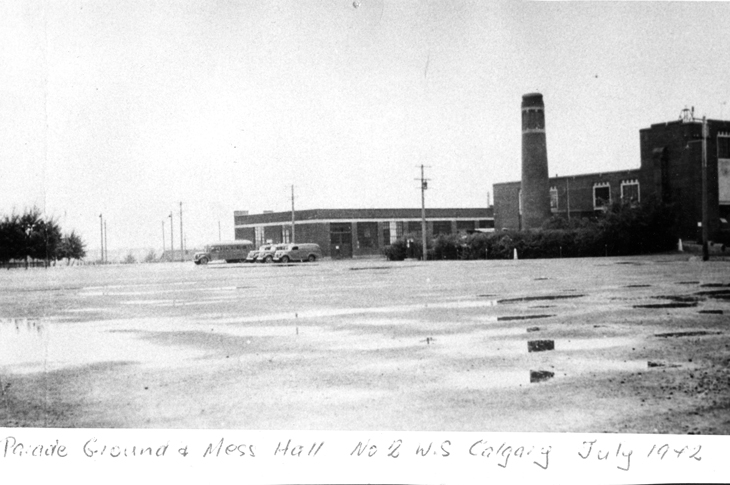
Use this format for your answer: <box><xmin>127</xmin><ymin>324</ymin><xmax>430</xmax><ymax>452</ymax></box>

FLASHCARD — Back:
<box><xmin>234</xmin><ymin>208</ymin><xmax>494</xmax><ymax>259</ymax></box>
<box><xmin>494</xmin><ymin>115</ymin><xmax>730</xmax><ymax>241</ymax></box>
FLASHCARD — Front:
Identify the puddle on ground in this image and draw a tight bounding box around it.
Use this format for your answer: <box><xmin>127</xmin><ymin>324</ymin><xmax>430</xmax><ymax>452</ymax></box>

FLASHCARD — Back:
<box><xmin>534</xmin><ymin>277</ymin><xmax>549</xmax><ymax>281</ymax></box>
<box><xmin>633</xmin><ymin>302</ymin><xmax>698</xmax><ymax>309</ymax></box>
<box><xmin>349</xmin><ymin>267</ymin><xmax>392</xmax><ymax>271</ymax></box>
<box><xmin>615</xmin><ymin>262</ymin><xmax>643</xmax><ymax>265</ymax></box>
<box><xmin>654</xmin><ymin>330</ymin><xmax>722</xmax><ymax>338</ymax></box>
<box><xmin>699</xmin><ymin>310</ymin><xmax>724</xmax><ymax>315</ymax></box>
<box><xmin>626</xmin><ymin>284</ymin><xmax>651</xmax><ymax>288</ymax></box>
<box><xmin>528</xmin><ymin>340</ymin><xmax>554</xmax><ymax>352</ymax></box>
<box><xmin>695</xmin><ymin>289</ymin><xmax>730</xmax><ymax>300</ymax></box>
<box><xmin>530</xmin><ymin>370</ymin><xmax>555</xmax><ymax>383</ymax></box>
<box><xmin>498</xmin><ymin>295</ymin><xmax>584</xmax><ymax>304</ymax></box>
<box><xmin>497</xmin><ymin>314</ymin><xmax>554</xmax><ymax>321</ymax></box>
<box><xmin>654</xmin><ymin>295</ymin><xmax>701</xmax><ymax>302</ymax></box>
<box><xmin>0</xmin><ymin>317</ymin><xmax>211</xmax><ymax>373</ymax></box>
<box><xmin>676</xmin><ymin>281</ymin><xmax>700</xmax><ymax>285</ymax></box>
<box><xmin>700</xmin><ymin>283</ymin><xmax>730</xmax><ymax>288</ymax></box>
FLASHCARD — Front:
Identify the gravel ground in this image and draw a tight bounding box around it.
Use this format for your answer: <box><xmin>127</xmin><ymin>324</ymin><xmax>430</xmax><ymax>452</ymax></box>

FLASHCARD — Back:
<box><xmin>1</xmin><ymin>254</ymin><xmax>729</xmax><ymax>432</ymax></box>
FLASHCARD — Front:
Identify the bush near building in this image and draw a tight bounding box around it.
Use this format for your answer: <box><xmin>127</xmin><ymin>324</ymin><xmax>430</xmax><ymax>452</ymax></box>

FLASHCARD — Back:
<box><xmin>384</xmin><ymin>198</ymin><xmax>677</xmax><ymax>261</ymax></box>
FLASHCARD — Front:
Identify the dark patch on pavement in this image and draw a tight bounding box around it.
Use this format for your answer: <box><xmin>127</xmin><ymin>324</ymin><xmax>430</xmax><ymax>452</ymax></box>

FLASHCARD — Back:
<box><xmin>499</xmin><ymin>295</ymin><xmax>584</xmax><ymax>304</ymax></box>
<box><xmin>700</xmin><ymin>283</ymin><xmax>730</xmax><ymax>288</ymax></box>
<box><xmin>527</xmin><ymin>340</ymin><xmax>555</xmax><ymax>352</ymax></box>
<box><xmin>498</xmin><ymin>314</ymin><xmax>554</xmax><ymax>321</ymax></box>
<box><xmin>655</xmin><ymin>331</ymin><xmax>722</xmax><ymax>338</ymax></box>
<box><xmin>699</xmin><ymin>310</ymin><xmax>724</xmax><ymax>315</ymax></box>
<box><xmin>695</xmin><ymin>289</ymin><xmax>730</xmax><ymax>300</ymax></box>
<box><xmin>633</xmin><ymin>302</ymin><xmax>698</xmax><ymax>309</ymax></box>
<box><xmin>676</xmin><ymin>281</ymin><xmax>700</xmax><ymax>285</ymax></box>
<box><xmin>526</xmin><ymin>327</ymin><xmax>540</xmax><ymax>332</ymax></box>
<box><xmin>530</xmin><ymin>370</ymin><xmax>555</xmax><ymax>383</ymax></box>
<box><xmin>626</xmin><ymin>284</ymin><xmax>651</xmax><ymax>288</ymax></box>
<box><xmin>349</xmin><ymin>267</ymin><xmax>392</xmax><ymax>271</ymax></box>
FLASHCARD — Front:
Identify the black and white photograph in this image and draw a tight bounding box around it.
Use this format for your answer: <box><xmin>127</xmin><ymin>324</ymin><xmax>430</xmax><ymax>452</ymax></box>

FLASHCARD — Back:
<box><xmin>1</xmin><ymin>0</ymin><xmax>729</xmax><ymax>482</ymax></box>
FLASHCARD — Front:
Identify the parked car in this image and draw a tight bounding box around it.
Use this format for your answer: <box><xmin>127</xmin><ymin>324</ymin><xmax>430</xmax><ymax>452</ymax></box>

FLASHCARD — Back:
<box><xmin>245</xmin><ymin>244</ymin><xmax>273</xmax><ymax>263</ymax></box>
<box><xmin>257</xmin><ymin>244</ymin><xmax>287</xmax><ymax>263</ymax></box>
<box><xmin>273</xmin><ymin>243</ymin><xmax>322</xmax><ymax>263</ymax></box>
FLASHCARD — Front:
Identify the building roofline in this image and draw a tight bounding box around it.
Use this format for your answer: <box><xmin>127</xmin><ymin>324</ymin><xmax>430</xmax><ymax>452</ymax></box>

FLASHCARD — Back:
<box><xmin>494</xmin><ymin>167</ymin><xmax>642</xmax><ymax>187</ymax></box>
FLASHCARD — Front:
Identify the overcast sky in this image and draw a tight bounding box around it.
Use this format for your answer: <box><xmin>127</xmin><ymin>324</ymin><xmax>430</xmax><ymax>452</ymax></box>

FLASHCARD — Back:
<box><xmin>2</xmin><ymin>0</ymin><xmax>729</xmax><ymax>253</ymax></box>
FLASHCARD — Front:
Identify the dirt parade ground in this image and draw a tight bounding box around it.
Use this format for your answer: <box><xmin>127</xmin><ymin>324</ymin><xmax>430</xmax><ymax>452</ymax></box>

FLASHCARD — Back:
<box><xmin>0</xmin><ymin>254</ymin><xmax>729</xmax><ymax>433</ymax></box>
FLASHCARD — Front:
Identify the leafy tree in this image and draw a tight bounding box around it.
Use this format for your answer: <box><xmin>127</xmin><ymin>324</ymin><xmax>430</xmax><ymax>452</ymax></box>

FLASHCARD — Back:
<box><xmin>57</xmin><ymin>231</ymin><xmax>87</xmax><ymax>264</ymax></box>
<box><xmin>123</xmin><ymin>253</ymin><xmax>137</xmax><ymax>264</ymax></box>
<box><xmin>143</xmin><ymin>249</ymin><xmax>157</xmax><ymax>263</ymax></box>
<box><xmin>0</xmin><ymin>213</ymin><xmax>24</xmax><ymax>263</ymax></box>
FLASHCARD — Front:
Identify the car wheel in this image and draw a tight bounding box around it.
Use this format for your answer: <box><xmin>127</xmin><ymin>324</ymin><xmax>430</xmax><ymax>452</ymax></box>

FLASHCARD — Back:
<box><xmin>265</xmin><ymin>256</ymin><xmax>273</xmax><ymax>263</ymax></box>
<box><xmin>307</xmin><ymin>254</ymin><xmax>316</xmax><ymax>262</ymax></box>
<box><xmin>199</xmin><ymin>257</ymin><xmax>208</xmax><ymax>265</ymax></box>
<box><xmin>281</xmin><ymin>256</ymin><xmax>290</xmax><ymax>263</ymax></box>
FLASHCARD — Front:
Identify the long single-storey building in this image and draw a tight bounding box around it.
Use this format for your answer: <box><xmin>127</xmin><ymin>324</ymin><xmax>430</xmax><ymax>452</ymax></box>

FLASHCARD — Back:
<box><xmin>234</xmin><ymin>208</ymin><xmax>494</xmax><ymax>259</ymax></box>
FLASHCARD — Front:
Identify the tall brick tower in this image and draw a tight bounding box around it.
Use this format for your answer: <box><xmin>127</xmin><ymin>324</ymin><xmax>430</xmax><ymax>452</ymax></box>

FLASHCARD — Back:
<box><xmin>521</xmin><ymin>93</ymin><xmax>552</xmax><ymax>229</ymax></box>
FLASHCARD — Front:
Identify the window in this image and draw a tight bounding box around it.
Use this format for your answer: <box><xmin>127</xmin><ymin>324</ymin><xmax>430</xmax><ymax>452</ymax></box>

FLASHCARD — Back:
<box><xmin>407</xmin><ymin>221</ymin><xmax>422</xmax><ymax>235</ymax></box>
<box><xmin>357</xmin><ymin>222</ymin><xmax>378</xmax><ymax>248</ymax></box>
<box><xmin>550</xmin><ymin>187</ymin><xmax>558</xmax><ymax>212</ymax></box>
<box><xmin>432</xmin><ymin>221</ymin><xmax>452</xmax><ymax>236</ymax></box>
<box><xmin>620</xmin><ymin>180</ymin><xmax>640</xmax><ymax>203</ymax></box>
<box><xmin>593</xmin><ymin>183</ymin><xmax>611</xmax><ymax>209</ymax></box>
<box><xmin>456</xmin><ymin>220</ymin><xmax>475</xmax><ymax>232</ymax></box>
<box><xmin>254</xmin><ymin>226</ymin><xmax>264</xmax><ymax>247</ymax></box>
<box><xmin>282</xmin><ymin>227</ymin><xmax>291</xmax><ymax>244</ymax></box>
<box><xmin>719</xmin><ymin>134</ymin><xmax>730</xmax><ymax>159</ymax></box>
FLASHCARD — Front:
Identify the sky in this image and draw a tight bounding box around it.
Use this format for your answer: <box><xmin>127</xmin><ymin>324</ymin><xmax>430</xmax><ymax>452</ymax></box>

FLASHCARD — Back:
<box><xmin>2</xmin><ymin>0</ymin><xmax>730</xmax><ymax>255</ymax></box>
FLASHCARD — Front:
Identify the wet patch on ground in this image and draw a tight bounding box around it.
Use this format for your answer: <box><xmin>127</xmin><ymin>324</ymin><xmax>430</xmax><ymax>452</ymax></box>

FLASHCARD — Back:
<box><xmin>530</xmin><ymin>370</ymin><xmax>555</xmax><ymax>383</ymax></box>
<box><xmin>655</xmin><ymin>331</ymin><xmax>723</xmax><ymax>338</ymax></box>
<box><xmin>349</xmin><ymin>266</ymin><xmax>392</xmax><ymax>271</ymax></box>
<box><xmin>699</xmin><ymin>310</ymin><xmax>724</xmax><ymax>315</ymax></box>
<box><xmin>676</xmin><ymin>281</ymin><xmax>700</xmax><ymax>285</ymax></box>
<box><xmin>700</xmin><ymin>283</ymin><xmax>730</xmax><ymax>288</ymax></box>
<box><xmin>626</xmin><ymin>284</ymin><xmax>652</xmax><ymax>288</ymax></box>
<box><xmin>498</xmin><ymin>294</ymin><xmax>584</xmax><ymax>304</ymax></box>
<box><xmin>695</xmin><ymin>289</ymin><xmax>730</xmax><ymax>300</ymax></box>
<box><xmin>633</xmin><ymin>302</ymin><xmax>698</xmax><ymax>309</ymax></box>
<box><xmin>527</xmin><ymin>340</ymin><xmax>554</xmax><ymax>352</ymax></box>
<box><xmin>497</xmin><ymin>314</ymin><xmax>554</xmax><ymax>321</ymax></box>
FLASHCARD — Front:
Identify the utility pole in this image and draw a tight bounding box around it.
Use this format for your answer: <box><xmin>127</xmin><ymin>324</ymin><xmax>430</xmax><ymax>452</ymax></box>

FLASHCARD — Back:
<box><xmin>566</xmin><ymin>177</ymin><xmax>571</xmax><ymax>222</ymax></box>
<box><xmin>169</xmin><ymin>212</ymin><xmax>174</xmax><ymax>261</ymax></box>
<box><xmin>291</xmin><ymin>185</ymin><xmax>296</xmax><ymax>243</ymax></box>
<box><xmin>99</xmin><ymin>214</ymin><xmax>104</xmax><ymax>263</ymax></box>
<box><xmin>416</xmin><ymin>165</ymin><xmax>430</xmax><ymax>261</ymax></box>
<box><xmin>179</xmin><ymin>202</ymin><xmax>184</xmax><ymax>262</ymax></box>
<box><xmin>162</xmin><ymin>220</ymin><xmax>166</xmax><ymax>255</ymax></box>
<box><xmin>104</xmin><ymin>220</ymin><xmax>108</xmax><ymax>263</ymax></box>
<box><xmin>702</xmin><ymin>116</ymin><xmax>709</xmax><ymax>261</ymax></box>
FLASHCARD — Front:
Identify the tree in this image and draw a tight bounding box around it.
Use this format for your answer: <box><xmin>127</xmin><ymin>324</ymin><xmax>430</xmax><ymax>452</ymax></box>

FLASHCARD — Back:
<box><xmin>0</xmin><ymin>213</ymin><xmax>24</xmax><ymax>263</ymax></box>
<box><xmin>123</xmin><ymin>252</ymin><xmax>137</xmax><ymax>264</ymax></box>
<box><xmin>143</xmin><ymin>249</ymin><xmax>157</xmax><ymax>263</ymax></box>
<box><xmin>57</xmin><ymin>231</ymin><xmax>87</xmax><ymax>264</ymax></box>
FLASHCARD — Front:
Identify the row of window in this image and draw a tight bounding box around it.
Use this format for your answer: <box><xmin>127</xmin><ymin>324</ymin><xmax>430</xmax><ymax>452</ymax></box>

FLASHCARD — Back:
<box><xmin>539</xmin><ymin>180</ymin><xmax>641</xmax><ymax>213</ymax></box>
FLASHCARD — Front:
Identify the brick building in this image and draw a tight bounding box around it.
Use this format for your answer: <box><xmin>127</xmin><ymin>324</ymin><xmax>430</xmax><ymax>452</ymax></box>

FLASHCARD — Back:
<box><xmin>494</xmin><ymin>114</ymin><xmax>730</xmax><ymax>241</ymax></box>
<box><xmin>234</xmin><ymin>208</ymin><xmax>494</xmax><ymax>259</ymax></box>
